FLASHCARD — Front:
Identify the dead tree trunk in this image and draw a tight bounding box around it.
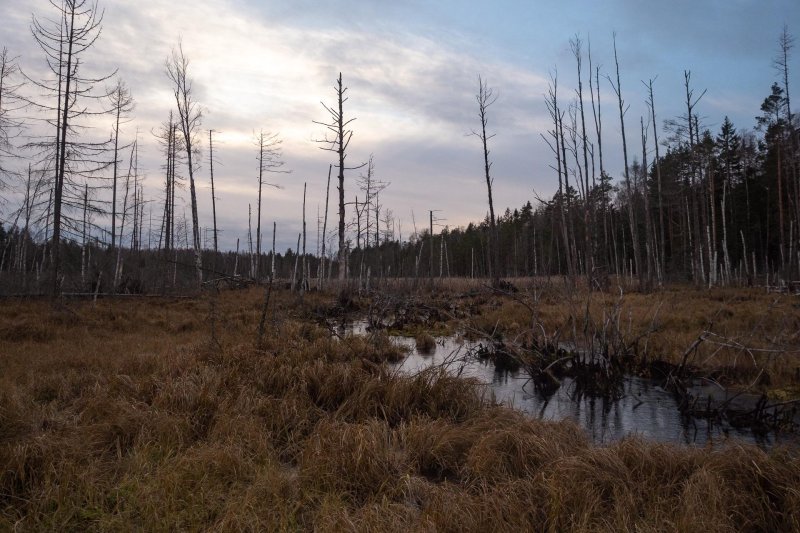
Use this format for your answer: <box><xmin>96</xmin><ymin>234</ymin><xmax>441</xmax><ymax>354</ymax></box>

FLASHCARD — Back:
<box><xmin>302</xmin><ymin>182</ymin><xmax>308</xmax><ymax>293</ymax></box>
<box><xmin>271</xmin><ymin>221</ymin><xmax>276</xmax><ymax>280</ymax></box>
<box><xmin>209</xmin><ymin>129</ymin><xmax>218</xmax><ymax>254</ymax></box>
<box><xmin>641</xmin><ymin>116</ymin><xmax>655</xmax><ymax>287</ymax></box>
<box><xmin>475</xmin><ymin>76</ymin><xmax>501</xmax><ymax>282</ymax></box>
<box><xmin>645</xmin><ymin>79</ymin><xmax>666</xmax><ymax>282</ymax></box>
<box><xmin>166</xmin><ymin>43</ymin><xmax>203</xmax><ymax>286</ymax></box>
<box><xmin>320</xmin><ymin>164</ymin><xmax>332</xmax><ymax>288</ymax></box>
<box><xmin>609</xmin><ymin>34</ymin><xmax>642</xmax><ymax>288</ymax></box>
<box><xmin>543</xmin><ymin>74</ymin><xmax>574</xmax><ymax>280</ymax></box>
<box><xmin>572</xmin><ymin>36</ymin><xmax>595</xmax><ymax>282</ymax></box>
<box><xmin>313</xmin><ymin>74</ymin><xmax>364</xmax><ymax>281</ymax></box>
<box><xmin>109</xmin><ymin>80</ymin><xmax>133</xmax><ymax>251</ymax></box>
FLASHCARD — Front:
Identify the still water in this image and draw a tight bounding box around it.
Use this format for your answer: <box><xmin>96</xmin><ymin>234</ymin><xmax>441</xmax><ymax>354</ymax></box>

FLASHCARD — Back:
<box><xmin>350</xmin><ymin>322</ymin><xmax>795</xmax><ymax>448</ymax></box>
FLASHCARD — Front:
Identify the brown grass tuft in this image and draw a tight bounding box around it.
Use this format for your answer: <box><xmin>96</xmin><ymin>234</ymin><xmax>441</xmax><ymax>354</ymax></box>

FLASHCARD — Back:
<box><xmin>300</xmin><ymin>419</ymin><xmax>408</xmax><ymax>504</ymax></box>
<box><xmin>1</xmin><ymin>287</ymin><xmax>799</xmax><ymax>531</ymax></box>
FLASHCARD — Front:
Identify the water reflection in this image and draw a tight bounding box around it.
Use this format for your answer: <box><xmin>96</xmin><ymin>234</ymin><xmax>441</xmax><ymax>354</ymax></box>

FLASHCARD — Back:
<box><xmin>351</xmin><ymin>323</ymin><xmax>794</xmax><ymax>448</ymax></box>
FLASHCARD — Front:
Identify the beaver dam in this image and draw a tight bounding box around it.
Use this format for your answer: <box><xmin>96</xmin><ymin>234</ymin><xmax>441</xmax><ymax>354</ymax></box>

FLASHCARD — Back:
<box><xmin>345</xmin><ymin>320</ymin><xmax>799</xmax><ymax>448</ymax></box>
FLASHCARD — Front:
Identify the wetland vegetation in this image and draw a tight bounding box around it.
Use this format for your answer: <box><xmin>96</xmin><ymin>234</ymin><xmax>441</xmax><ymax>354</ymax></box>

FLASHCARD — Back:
<box><xmin>2</xmin><ymin>281</ymin><xmax>800</xmax><ymax>531</ymax></box>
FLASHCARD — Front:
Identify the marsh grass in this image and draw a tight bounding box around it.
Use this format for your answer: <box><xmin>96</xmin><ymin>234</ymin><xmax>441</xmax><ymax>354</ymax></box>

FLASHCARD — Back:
<box><xmin>1</xmin><ymin>286</ymin><xmax>799</xmax><ymax>531</ymax></box>
<box><xmin>441</xmin><ymin>283</ymin><xmax>800</xmax><ymax>394</ymax></box>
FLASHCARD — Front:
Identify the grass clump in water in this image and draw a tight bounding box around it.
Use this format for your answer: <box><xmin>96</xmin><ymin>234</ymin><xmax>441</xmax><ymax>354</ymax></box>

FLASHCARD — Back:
<box><xmin>414</xmin><ymin>332</ymin><xmax>437</xmax><ymax>354</ymax></box>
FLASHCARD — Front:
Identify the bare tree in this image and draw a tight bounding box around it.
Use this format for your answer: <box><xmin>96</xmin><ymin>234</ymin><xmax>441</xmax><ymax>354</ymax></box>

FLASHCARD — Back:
<box><xmin>542</xmin><ymin>71</ymin><xmax>575</xmax><ymax>281</ymax></box>
<box><xmin>208</xmin><ymin>129</ymin><xmax>218</xmax><ymax>253</ymax></box>
<box><xmin>357</xmin><ymin>155</ymin><xmax>373</xmax><ymax>248</ymax></box>
<box><xmin>254</xmin><ymin>130</ymin><xmax>287</xmax><ymax>280</ymax></box>
<box><xmin>319</xmin><ymin>164</ymin><xmax>332</xmax><ymax>288</ymax></box>
<box><xmin>0</xmin><ymin>47</ymin><xmax>24</xmax><ymax>207</ymax></box>
<box><xmin>683</xmin><ymin>71</ymin><xmax>707</xmax><ymax>281</ymax></box>
<box><xmin>640</xmin><ymin>115</ymin><xmax>655</xmax><ymax>286</ymax></box>
<box><xmin>314</xmin><ymin>73</ymin><xmax>364</xmax><ymax>280</ymax></box>
<box><xmin>776</xmin><ymin>25</ymin><xmax>795</xmax><ymax>127</ymax></box>
<box><xmin>644</xmin><ymin>78</ymin><xmax>666</xmax><ymax>282</ymax></box>
<box><xmin>166</xmin><ymin>41</ymin><xmax>203</xmax><ymax>285</ymax></box>
<box><xmin>588</xmin><ymin>40</ymin><xmax>614</xmax><ymax>277</ymax></box>
<box><xmin>301</xmin><ymin>182</ymin><xmax>308</xmax><ymax>292</ymax></box>
<box><xmin>114</xmin><ymin>139</ymin><xmax>136</xmax><ymax>288</ymax></box>
<box><xmin>107</xmin><ymin>79</ymin><xmax>133</xmax><ymax>250</ymax></box>
<box><xmin>608</xmin><ymin>33</ymin><xmax>642</xmax><ymax>288</ymax></box>
<box><xmin>473</xmin><ymin>75</ymin><xmax>500</xmax><ymax>282</ymax></box>
<box><xmin>774</xmin><ymin>25</ymin><xmax>797</xmax><ymax>276</ymax></box>
<box><xmin>15</xmin><ymin>165</ymin><xmax>45</xmax><ymax>281</ymax></box>
<box><xmin>247</xmin><ymin>203</ymin><xmax>254</xmax><ymax>277</ymax></box>
<box><xmin>356</xmin><ymin>154</ymin><xmax>388</xmax><ymax>250</ymax></box>
<box><xmin>29</xmin><ymin>0</ymin><xmax>115</xmax><ymax>297</ymax></box>
<box><xmin>154</xmin><ymin>112</ymin><xmax>181</xmax><ymax>252</ymax></box>
<box><xmin>570</xmin><ymin>36</ymin><xmax>594</xmax><ymax>279</ymax></box>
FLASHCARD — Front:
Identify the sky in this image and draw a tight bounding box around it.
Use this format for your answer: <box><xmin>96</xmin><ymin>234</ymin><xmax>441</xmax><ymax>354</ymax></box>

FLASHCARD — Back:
<box><xmin>1</xmin><ymin>0</ymin><xmax>798</xmax><ymax>253</ymax></box>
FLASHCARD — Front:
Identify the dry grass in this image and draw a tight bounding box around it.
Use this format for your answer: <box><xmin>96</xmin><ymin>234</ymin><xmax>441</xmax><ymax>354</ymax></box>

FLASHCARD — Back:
<box><xmin>447</xmin><ymin>283</ymin><xmax>800</xmax><ymax>392</ymax></box>
<box><xmin>1</xmin><ymin>286</ymin><xmax>799</xmax><ymax>531</ymax></box>
<box><xmin>360</xmin><ymin>278</ymin><xmax>800</xmax><ymax>393</ymax></box>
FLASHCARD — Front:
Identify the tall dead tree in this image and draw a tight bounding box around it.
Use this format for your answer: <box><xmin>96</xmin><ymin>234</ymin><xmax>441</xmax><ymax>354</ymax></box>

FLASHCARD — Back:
<box><xmin>608</xmin><ymin>33</ymin><xmax>642</xmax><ymax>288</ymax></box>
<box><xmin>208</xmin><ymin>129</ymin><xmax>218</xmax><ymax>253</ymax></box>
<box><xmin>314</xmin><ymin>73</ymin><xmax>364</xmax><ymax>280</ymax></box>
<box><xmin>155</xmin><ymin>113</ymin><xmax>179</xmax><ymax>252</ymax></box>
<box><xmin>247</xmin><ymin>203</ymin><xmax>254</xmax><ymax>277</ymax></box>
<box><xmin>166</xmin><ymin>42</ymin><xmax>203</xmax><ymax>285</ymax></box>
<box><xmin>682</xmin><ymin>71</ymin><xmax>707</xmax><ymax>281</ymax></box>
<box><xmin>271</xmin><ymin>221</ymin><xmax>276</xmax><ymax>279</ymax></box>
<box><xmin>108</xmin><ymin>79</ymin><xmax>133</xmax><ymax>250</ymax></box>
<box><xmin>588</xmin><ymin>41</ymin><xmax>612</xmax><ymax>276</ymax></box>
<box><xmin>132</xmin><ymin>137</ymin><xmax>140</xmax><ymax>251</ymax></box>
<box><xmin>775</xmin><ymin>25</ymin><xmax>797</xmax><ymax>276</ymax></box>
<box><xmin>30</xmin><ymin>0</ymin><xmax>114</xmax><ymax>297</ymax></box>
<box><xmin>776</xmin><ymin>25</ymin><xmax>794</xmax><ymax>130</ymax></box>
<box><xmin>543</xmin><ymin>72</ymin><xmax>574</xmax><ymax>280</ymax></box>
<box><xmin>319</xmin><ymin>164</ymin><xmax>332</xmax><ymax>288</ymax></box>
<box><xmin>0</xmin><ymin>47</ymin><xmax>24</xmax><ymax>205</ymax></box>
<box><xmin>301</xmin><ymin>182</ymin><xmax>307</xmax><ymax>292</ymax></box>
<box><xmin>640</xmin><ymin>116</ymin><xmax>655</xmax><ymax>285</ymax></box>
<box><xmin>114</xmin><ymin>139</ymin><xmax>135</xmax><ymax>289</ymax></box>
<box><xmin>357</xmin><ymin>154</ymin><xmax>387</xmax><ymax>250</ymax></box>
<box><xmin>571</xmin><ymin>36</ymin><xmax>594</xmax><ymax>279</ymax></box>
<box><xmin>473</xmin><ymin>75</ymin><xmax>500</xmax><ymax>282</ymax></box>
<box><xmin>254</xmin><ymin>130</ymin><xmax>287</xmax><ymax>280</ymax></box>
<box><xmin>644</xmin><ymin>78</ymin><xmax>666</xmax><ymax>281</ymax></box>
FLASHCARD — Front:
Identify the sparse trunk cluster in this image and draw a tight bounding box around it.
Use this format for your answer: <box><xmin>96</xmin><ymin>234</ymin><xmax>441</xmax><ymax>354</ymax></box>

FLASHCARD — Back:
<box><xmin>0</xmin><ymin>10</ymin><xmax>797</xmax><ymax>295</ymax></box>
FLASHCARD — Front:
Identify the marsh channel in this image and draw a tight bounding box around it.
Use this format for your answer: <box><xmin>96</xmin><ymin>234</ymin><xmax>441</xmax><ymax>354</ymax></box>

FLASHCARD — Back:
<box><xmin>343</xmin><ymin>320</ymin><xmax>798</xmax><ymax>450</ymax></box>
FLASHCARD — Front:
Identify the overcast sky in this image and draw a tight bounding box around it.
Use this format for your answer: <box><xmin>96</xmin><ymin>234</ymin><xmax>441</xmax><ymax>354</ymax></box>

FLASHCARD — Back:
<box><xmin>1</xmin><ymin>0</ymin><xmax>798</xmax><ymax>253</ymax></box>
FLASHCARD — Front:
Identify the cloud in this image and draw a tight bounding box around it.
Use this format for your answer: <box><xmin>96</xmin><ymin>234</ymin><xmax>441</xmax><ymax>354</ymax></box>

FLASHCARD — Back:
<box><xmin>2</xmin><ymin>0</ymin><xmax>798</xmax><ymax>253</ymax></box>
<box><xmin>13</xmin><ymin>0</ymin><xmax>556</xmax><ymax>252</ymax></box>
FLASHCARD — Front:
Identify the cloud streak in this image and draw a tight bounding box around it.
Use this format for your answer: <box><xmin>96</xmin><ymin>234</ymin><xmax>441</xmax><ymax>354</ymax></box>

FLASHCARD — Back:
<box><xmin>1</xmin><ymin>0</ymin><xmax>797</xmax><ymax>253</ymax></box>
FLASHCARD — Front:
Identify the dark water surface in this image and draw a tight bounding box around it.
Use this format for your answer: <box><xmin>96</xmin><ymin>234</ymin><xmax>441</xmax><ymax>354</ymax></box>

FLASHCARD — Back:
<box><xmin>350</xmin><ymin>322</ymin><xmax>796</xmax><ymax>449</ymax></box>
